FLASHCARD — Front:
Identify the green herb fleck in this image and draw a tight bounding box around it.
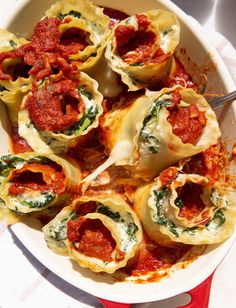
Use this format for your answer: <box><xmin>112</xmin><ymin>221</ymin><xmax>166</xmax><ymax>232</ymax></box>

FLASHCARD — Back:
<box><xmin>139</xmin><ymin>95</ymin><xmax>172</xmax><ymax>154</ymax></box>
<box><xmin>163</xmin><ymin>29</ymin><xmax>172</xmax><ymax>36</ymax></box>
<box><xmin>130</xmin><ymin>62</ymin><xmax>144</xmax><ymax>67</ymax></box>
<box><xmin>97</xmin><ymin>205</ymin><xmax>121</xmax><ymax>222</ymax></box>
<box><xmin>78</xmin><ymin>88</ymin><xmax>93</xmax><ymax>100</ymax></box>
<box><xmin>214</xmin><ymin>209</ymin><xmax>226</xmax><ymax>227</ymax></box>
<box><xmin>175</xmin><ymin>198</ymin><xmax>184</xmax><ymax>209</ymax></box>
<box><xmin>9</xmin><ymin>40</ymin><xmax>17</xmax><ymax>47</ymax></box>
<box><xmin>64</xmin><ymin>106</ymin><xmax>98</xmax><ymax>136</ymax></box>
<box><xmin>0</xmin><ymin>155</ymin><xmax>25</xmax><ymax>173</ymax></box>
<box><xmin>27</xmin><ymin>156</ymin><xmax>52</xmax><ymax>165</ymax></box>
<box><xmin>58</xmin><ymin>10</ymin><xmax>81</xmax><ymax>20</ymax></box>
<box><xmin>127</xmin><ymin>223</ymin><xmax>138</xmax><ymax>237</ymax></box>
<box><xmin>0</xmin><ymin>85</ymin><xmax>7</xmax><ymax>92</ymax></box>
<box><xmin>153</xmin><ymin>188</ymin><xmax>179</xmax><ymax>237</ymax></box>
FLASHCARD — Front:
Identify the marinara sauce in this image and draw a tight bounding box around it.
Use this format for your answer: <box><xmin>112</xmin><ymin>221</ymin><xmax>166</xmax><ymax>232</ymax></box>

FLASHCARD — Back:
<box><xmin>167</xmin><ymin>91</ymin><xmax>207</xmax><ymax>145</ymax></box>
<box><xmin>67</xmin><ymin>217</ymin><xmax>118</xmax><ymax>262</ymax></box>
<box><xmin>8</xmin><ymin>163</ymin><xmax>66</xmax><ymax>196</ymax></box>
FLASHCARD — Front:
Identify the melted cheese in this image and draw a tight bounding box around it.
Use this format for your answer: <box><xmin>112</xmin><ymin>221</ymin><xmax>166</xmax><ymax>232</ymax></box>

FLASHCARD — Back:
<box><xmin>81</xmin><ymin>141</ymin><xmax>133</xmax><ymax>191</ymax></box>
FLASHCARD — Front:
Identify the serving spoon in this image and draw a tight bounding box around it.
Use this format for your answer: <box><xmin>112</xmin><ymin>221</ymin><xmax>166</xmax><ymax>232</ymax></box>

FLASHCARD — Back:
<box><xmin>208</xmin><ymin>89</ymin><xmax>236</xmax><ymax>109</ymax></box>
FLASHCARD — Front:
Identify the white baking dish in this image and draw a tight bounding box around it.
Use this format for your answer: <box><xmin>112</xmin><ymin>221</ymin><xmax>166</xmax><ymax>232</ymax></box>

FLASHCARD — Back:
<box><xmin>0</xmin><ymin>0</ymin><xmax>236</xmax><ymax>304</ymax></box>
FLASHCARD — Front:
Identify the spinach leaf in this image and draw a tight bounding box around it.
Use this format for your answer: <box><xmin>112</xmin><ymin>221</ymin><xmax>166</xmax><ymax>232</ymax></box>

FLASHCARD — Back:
<box><xmin>27</xmin><ymin>156</ymin><xmax>52</xmax><ymax>165</ymax></box>
<box><xmin>78</xmin><ymin>88</ymin><xmax>93</xmax><ymax>100</ymax></box>
<box><xmin>0</xmin><ymin>155</ymin><xmax>25</xmax><ymax>173</ymax></box>
<box><xmin>0</xmin><ymin>85</ymin><xmax>7</xmax><ymax>92</ymax></box>
<box><xmin>64</xmin><ymin>106</ymin><xmax>98</xmax><ymax>136</ymax></box>
<box><xmin>175</xmin><ymin>198</ymin><xmax>184</xmax><ymax>209</ymax></box>
<box><xmin>9</xmin><ymin>40</ymin><xmax>17</xmax><ymax>48</ymax></box>
<box><xmin>126</xmin><ymin>223</ymin><xmax>138</xmax><ymax>237</ymax></box>
<box><xmin>153</xmin><ymin>187</ymin><xmax>179</xmax><ymax>237</ymax></box>
<box><xmin>97</xmin><ymin>205</ymin><xmax>121</xmax><ymax>222</ymax></box>
<box><xmin>58</xmin><ymin>10</ymin><xmax>81</xmax><ymax>20</ymax></box>
<box><xmin>162</xmin><ymin>29</ymin><xmax>173</xmax><ymax>36</ymax></box>
<box><xmin>130</xmin><ymin>62</ymin><xmax>144</xmax><ymax>67</ymax></box>
<box><xmin>214</xmin><ymin>209</ymin><xmax>226</xmax><ymax>227</ymax></box>
<box><xmin>18</xmin><ymin>192</ymin><xmax>55</xmax><ymax>209</ymax></box>
<box><xmin>139</xmin><ymin>96</ymin><xmax>172</xmax><ymax>154</ymax></box>
<box><xmin>48</xmin><ymin>214</ymin><xmax>74</xmax><ymax>243</ymax></box>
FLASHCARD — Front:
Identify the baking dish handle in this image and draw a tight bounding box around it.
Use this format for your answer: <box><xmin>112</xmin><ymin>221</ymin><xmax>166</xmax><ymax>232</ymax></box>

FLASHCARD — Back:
<box><xmin>98</xmin><ymin>272</ymin><xmax>214</xmax><ymax>308</ymax></box>
<box><xmin>98</xmin><ymin>298</ymin><xmax>130</xmax><ymax>308</ymax></box>
<box><xmin>178</xmin><ymin>272</ymin><xmax>214</xmax><ymax>308</ymax></box>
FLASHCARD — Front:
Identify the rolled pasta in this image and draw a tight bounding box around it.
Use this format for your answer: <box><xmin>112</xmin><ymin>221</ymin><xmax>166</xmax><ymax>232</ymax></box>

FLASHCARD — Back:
<box><xmin>0</xmin><ymin>30</ymin><xmax>32</xmax><ymax>124</ymax></box>
<box><xmin>134</xmin><ymin>166</ymin><xmax>236</xmax><ymax>246</ymax></box>
<box><xmin>18</xmin><ymin>71</ymin><xmax>103</xmax><ymax>153</ymax></box>
<box><xmin>43</xmin><ymin>195</ymin><xmax>143</xmax><ymax>273</ymax></box>
<box><xmin>0</xmin><ymin>152</ymin><xmax>81</xmax><ymax>214</ymax></box>
<box><xmin>100</xmin><ymin>86</ymin><xmax>220</xmax><ymax>181</ymax></box>
<box><xmin>105</xmin><ymin>10</ymin><xmax>180</xmax><ymax>90</ymax></box>
<box><xmin>45</xmin><ymin>0</ymin><xmax>110</xmax><ymax>70</ymax></box>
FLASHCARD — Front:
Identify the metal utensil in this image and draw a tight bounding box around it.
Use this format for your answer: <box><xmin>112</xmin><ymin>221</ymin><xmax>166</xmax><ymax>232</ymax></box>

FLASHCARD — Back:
<box><xmin>208</xmin><ymin>90</ymin><xmax>236</xmax><ymax>109</ymax></box>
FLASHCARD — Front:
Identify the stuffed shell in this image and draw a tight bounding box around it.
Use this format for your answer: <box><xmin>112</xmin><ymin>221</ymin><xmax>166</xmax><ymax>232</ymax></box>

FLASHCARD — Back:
<box><xmin>0</xmin><ymin>30</ymin><xmax>32</xmax><ymax>124</ymax></box>
<box><xmin>18</xmin><ymin>71</ymin><xmax>103</xmax><ymax>153</ymax></box>
<box><xmin>43</xmin><ymin>195</ymin><xmax>143</xmax><ymax>273</ymax></box>
<box><xmin>0</xmin><ymin>153</ymin><xmax>81</xmax><ymax>215</ymax></box>
<box><xmin>105</xmin><ymin>10</ymin><xmax>180</xmax><ymax>90</ymax></box>
<box><xmin>99</xmin><ymin>86</ymin><xmax>220</xmax><ymax>181</ymax></box>
<box><xmin>45</xmin><ymin>0</ymin><xmax>110</xmax><ymax>70</ymax></box>
<box><xmin>134</xmin><ymin>166</ymin><xmax>236</xmax><ymax>247</ymax></box>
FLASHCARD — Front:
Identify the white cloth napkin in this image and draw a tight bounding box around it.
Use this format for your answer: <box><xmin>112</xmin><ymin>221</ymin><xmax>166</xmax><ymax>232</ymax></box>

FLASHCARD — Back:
<box><xmin>0</xmin><ymin>1</ymin><xmax>236</xmax><ymax>307</ymax></box>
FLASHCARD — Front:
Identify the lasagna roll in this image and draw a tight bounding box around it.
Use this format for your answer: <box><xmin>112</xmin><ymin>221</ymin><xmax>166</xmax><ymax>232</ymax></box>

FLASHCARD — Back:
<box><xmin>43</xmin><ymin>195</ymin><xmax>143</xmax><ymax>273</ymax></box>
<box><xmin>18</xmin><ymin>71</ymin><xmax>103</xmax><ymax>153</ymax></box>
<box><xmin>101</xmin><ymin>86</ymin><xmax>220</xmax><ymax>181</ymax></box>
<box><xmin>105</xmin><ymin>10</ymin><xmax>180</xmax><ymax>91</ymax></box>
<box><xmin>45</xmin><ymin>0</ymin><xmax>110</xmax><ymax>70</ymax></box>
<box><xmin>134</xmin><ymin>166</ymin><xmax>236</xmax><ymax>246</ymax></box>
<box><xmin>0</xmin><ymin>30</ymin><xmax>32</xmax><ymax>124</ymax></box>
<box><xmin>0</xmin><ymin>152</ymin><xmax>81</xmax><ymax>214</ymax></box>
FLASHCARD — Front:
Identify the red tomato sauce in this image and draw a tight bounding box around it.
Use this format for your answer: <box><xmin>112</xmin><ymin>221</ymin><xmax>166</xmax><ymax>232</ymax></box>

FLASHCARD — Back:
<box><xmin>126</xmin><ymin>235</ymin><xmax>191</xmax><ymax>276</ymax></box>
<box><xmin>26</xmin><ymin>79</ymin><xmax>84</xmax><ymax>132</ymax></box>
<box><xmin>59</xmin><ymin>27</ymin><xmax>89</xmax><ymax>55</ymax></box>
<box><xmin>182</xmin><ymin>145</ymin><xmax>225</xmax><ymax>183</ymax></box>
<box><xmin>177</xmin><ymin>182</ymin><xmax>205</xmax><ymax>220</ymax></box>
<box><xmin>115</xmin><ymin>14</ymin><xmax>168</xmax><ymax>65</ymax></box>
<box><xmin>167</xmin><ymin>58</ymin><xmax>197</xmax><ymax>90</ymax></box>
<box><xmin>167</xmin><ymin>104</ymin><xmax>206</xmax><ymax>145</ymax></box>
<box><xmin>10</xmin><ymin>126</ymin><xmax>32</xmax><ymax>154</ymax></box>
<box><xmin>8</xmin><ymin>163</ymin><xmax>66</xmax><ymax>196</ymax></box>
<box><xmin>0</xmin><ymin>18</ymin><xmax>81</xmax><ymax>81</ymax></box>
<box><xmin>75</xmin><ymin>201</ymin><xmax>97</xmax><ymax>215</ymax></box>
<box><xmin>67</xmin><ymin>217</ymin><xmax>117</xmax><ymax>262</ymax></box>
<box><xmin>159</xmin><ymin>167</ymin><xmax>178</xmax><ymax>187</ymax></box>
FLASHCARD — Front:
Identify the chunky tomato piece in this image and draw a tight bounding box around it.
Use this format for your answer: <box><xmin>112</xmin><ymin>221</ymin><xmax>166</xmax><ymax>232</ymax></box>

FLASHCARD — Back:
<box><xmin>26</xmin><ymin>79</ymin><xmax>85</xmax><ymax>132</ymax></box>
<box><xmin>67</xmin><ymin>218</ymin><xmax>116</xmax><ymax>262</ymax></box>
<box><xmin>31</xmin><ymin>18</ymin><xmax>61</xmax><ymax>52</ymax></box>
<box><xmin>167</xmin><ymin>104</ymin><xmax>206</xmax><ymax>145</ymax></box>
